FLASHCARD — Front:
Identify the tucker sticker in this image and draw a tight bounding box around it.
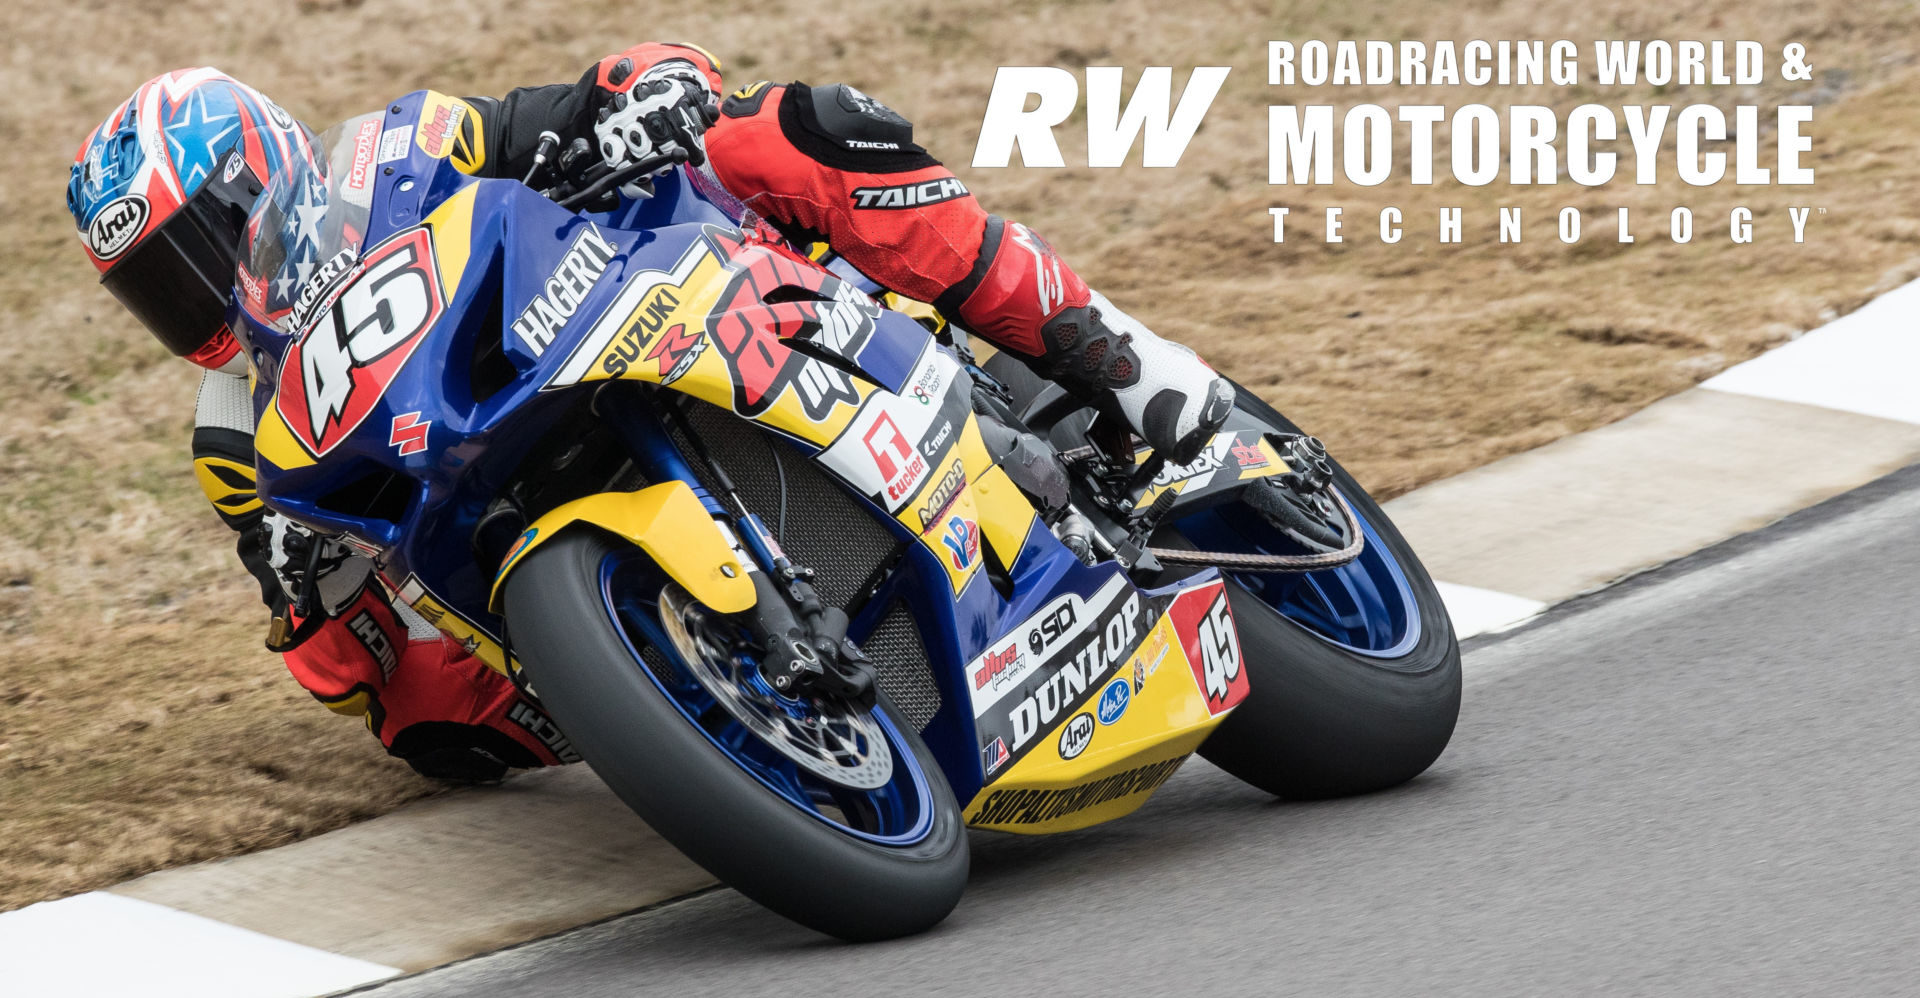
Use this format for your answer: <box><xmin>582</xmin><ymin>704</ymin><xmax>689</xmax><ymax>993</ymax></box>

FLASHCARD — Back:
<box><xmin>816</xmin><ymin>345</ymin><xmax>964</xmax><ymax>513</ymax></box>
<box><xmin>864</xmin><ymin>411</ymin><xmax>928</xmax><ymax>508</ymax></box>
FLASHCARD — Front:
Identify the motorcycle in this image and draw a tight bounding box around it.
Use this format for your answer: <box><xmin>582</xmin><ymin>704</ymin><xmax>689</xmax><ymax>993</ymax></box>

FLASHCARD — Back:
<box><xmin>232</xmin><ymin>91</ymin><xmax>1461</xmax><ymax>941</ymax></box>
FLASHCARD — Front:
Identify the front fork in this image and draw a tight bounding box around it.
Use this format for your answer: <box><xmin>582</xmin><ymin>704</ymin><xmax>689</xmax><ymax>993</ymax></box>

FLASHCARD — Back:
<box><xmin>595</xmin><ymin>384</ymin><xmax>879</xmax><ymax>706</ymax></box>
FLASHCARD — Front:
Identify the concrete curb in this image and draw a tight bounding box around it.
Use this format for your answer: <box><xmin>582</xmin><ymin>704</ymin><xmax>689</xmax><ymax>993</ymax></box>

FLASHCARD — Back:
<box><xmin>10</xmin><ymin>279</ymin><xmax>1917</xmax><ymax>996</ymax></box>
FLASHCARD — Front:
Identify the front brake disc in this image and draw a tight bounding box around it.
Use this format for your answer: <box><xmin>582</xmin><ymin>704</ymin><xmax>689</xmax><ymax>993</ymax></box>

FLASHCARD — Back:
<box><xmin>658</xmin><ymin>584</ymin><xmax>893</xmax><ymax>790</ymax></box>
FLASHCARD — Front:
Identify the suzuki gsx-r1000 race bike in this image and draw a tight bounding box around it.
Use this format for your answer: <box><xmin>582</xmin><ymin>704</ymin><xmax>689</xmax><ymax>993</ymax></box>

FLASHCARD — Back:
<box><xmin>233</xmin><ymin>93</ymin><xmax>1461</xmax><ymax>940</ymax></box>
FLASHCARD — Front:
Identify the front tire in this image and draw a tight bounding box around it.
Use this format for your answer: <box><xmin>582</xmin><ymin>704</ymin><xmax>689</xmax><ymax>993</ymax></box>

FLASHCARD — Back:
<box><xmin>504</xmin><ymin>530</ymin><xmax>969</xmax><ymax>941</ymax></box>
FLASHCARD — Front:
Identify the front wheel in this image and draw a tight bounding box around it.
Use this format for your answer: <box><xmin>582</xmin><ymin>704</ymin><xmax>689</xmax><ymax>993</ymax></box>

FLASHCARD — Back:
<box><xmin>1170</xmin><ymin>383</ymin><xmax>1462</xmax><ymax>799</ymax></box>
<box><xmin>503</xmin><ymin>530</ymin><xmax>969</xmax><ymax>941</ymax></box>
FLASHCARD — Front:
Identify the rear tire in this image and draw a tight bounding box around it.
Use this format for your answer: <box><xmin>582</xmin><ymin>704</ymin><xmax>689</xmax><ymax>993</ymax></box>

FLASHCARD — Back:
<box><xmin>1186</xmin><ymin>383</ymin><xmax>1461</xmax><ymax>798</ymax></box>
<box><xmin>504</xmin><ymin>531</ymin><xmax>969</xmax><ymax>941</ymax></box>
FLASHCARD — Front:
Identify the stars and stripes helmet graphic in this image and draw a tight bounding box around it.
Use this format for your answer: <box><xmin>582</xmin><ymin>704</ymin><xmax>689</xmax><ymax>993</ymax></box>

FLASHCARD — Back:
<box><xmin>66</xmin><ymin>68</ymin><xmax>316</xmax><ymax>368</ymax></box>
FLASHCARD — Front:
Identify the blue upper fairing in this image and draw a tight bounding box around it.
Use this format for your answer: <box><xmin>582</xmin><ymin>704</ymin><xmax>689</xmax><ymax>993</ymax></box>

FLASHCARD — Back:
<box><xmin>245</xmin><ymin>106</ymin><xmax>716</xmax><ymax>485</ymax></box>
<box><xmin>237</xmin><ymin>93</ymin><xmax>735</xmax><ymax>632</ymax></box>
<box><xmin>232</xmin><ymin>91</ymin><xmax>1216</xmax><ymax>812</ymax></box>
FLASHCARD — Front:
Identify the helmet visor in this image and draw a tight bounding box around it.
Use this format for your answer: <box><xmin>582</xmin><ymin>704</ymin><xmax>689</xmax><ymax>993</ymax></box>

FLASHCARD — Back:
<box><xmin>101</xmin><ymin>150</ymin><xmax>263</xmax><ymax>357</ymax></box>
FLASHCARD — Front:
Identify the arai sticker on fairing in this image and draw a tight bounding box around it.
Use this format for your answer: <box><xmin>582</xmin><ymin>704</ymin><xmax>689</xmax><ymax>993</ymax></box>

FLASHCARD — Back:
<box><xmin>275</xmin><ymin>226</ymin><xmax>445</xmax><ymax>458</ymax></box>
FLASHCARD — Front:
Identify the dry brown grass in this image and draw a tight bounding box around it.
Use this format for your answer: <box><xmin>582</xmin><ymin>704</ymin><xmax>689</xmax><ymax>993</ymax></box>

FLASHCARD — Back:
<box><xmin>3</xmin><ymin>0</ymin><xmax>1917</xmax><ymax>910</ymax></box>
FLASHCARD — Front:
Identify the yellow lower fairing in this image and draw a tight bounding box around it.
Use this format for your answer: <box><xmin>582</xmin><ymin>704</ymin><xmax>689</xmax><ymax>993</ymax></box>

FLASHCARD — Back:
<box><xmin>965</xmin><ymin>745</ymin><xmax>1200</xmax><ymax>832</ymax></box>
<box><xmin>963</xmin><ymin>595</ymin><xmax>1237</xmax><ymax>834</ymax></box>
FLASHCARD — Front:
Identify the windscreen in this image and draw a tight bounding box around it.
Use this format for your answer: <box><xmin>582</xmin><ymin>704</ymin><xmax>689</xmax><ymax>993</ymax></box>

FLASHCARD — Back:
<box><xmin>242</xmin><ymin>112</ymin><xmax>384</xmax><ymax>331</ymax></box>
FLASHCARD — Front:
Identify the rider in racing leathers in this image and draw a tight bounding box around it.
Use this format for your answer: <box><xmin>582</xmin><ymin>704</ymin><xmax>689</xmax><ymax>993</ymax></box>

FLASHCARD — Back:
<box><xmin>66</xmin><ymin>47</ymin><xmax>1232</xmax><ymax>784</ymax></box>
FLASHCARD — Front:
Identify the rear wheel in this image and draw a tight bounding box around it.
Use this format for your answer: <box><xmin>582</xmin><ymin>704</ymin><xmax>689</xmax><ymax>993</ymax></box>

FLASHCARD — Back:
<box><xmin>978</xmin><ymin>354</ymin><xmax>1459</xmax><ymax>795</ymax></box>
<box><xmin>1171</xmin><ymin>383</ymin><xmax>1461</xmax><ymax>798</ymax></box>
<box><xmin>504</xmin><ymin>531</ymin><xmax>969</xmax><ymax>940</ymax></box>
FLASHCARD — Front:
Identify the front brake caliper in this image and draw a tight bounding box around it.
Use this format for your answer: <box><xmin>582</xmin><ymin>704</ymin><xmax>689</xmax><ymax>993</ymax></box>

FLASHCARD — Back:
<box><xmin>746</xmin><ymin>571</ymin><xmax>878</xmax><ymax>710</ymax></box>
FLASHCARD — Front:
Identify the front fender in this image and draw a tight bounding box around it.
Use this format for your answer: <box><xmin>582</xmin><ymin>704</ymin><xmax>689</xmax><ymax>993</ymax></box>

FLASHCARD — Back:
<box><xmin>489</xmin><ymin>480</ymin><xmax>756</xmax><ymax>615</ymax></box>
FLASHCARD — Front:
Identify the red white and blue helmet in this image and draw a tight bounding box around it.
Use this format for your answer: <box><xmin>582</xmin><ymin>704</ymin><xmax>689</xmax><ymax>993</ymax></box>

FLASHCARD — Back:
<box><xmin>67</xmin><ymin>67</ymin><xmax>315</xmax><ymax>368</ymax></box>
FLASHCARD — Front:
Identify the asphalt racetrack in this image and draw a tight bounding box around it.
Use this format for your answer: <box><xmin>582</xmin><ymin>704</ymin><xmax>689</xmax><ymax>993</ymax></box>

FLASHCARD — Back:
<box><xmin>360</xmin><ymin>466</ymin><xmax>1920</xmax><ymax>998</ymax></box>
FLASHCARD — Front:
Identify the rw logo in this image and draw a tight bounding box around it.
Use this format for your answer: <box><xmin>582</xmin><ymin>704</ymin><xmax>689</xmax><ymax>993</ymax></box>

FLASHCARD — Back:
<box><xmin>971</xmin><ymin>67</ymin><xmax>1230</xmax><ymax>168</ymax></box>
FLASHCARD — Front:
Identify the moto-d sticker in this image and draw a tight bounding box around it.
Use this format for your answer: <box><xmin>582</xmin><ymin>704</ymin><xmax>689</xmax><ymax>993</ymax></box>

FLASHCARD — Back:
<box><xmin>815</xmin><ymin>344</ymin><xmax>980</xmax><ymax>592</ymax></box>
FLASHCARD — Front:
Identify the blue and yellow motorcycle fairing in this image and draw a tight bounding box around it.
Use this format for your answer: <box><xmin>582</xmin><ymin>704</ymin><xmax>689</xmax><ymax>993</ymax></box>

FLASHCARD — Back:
<box><xmin>232</xmin><ymin>91</ymin><xmax>1458</xmax><ymax>941</ymax></box>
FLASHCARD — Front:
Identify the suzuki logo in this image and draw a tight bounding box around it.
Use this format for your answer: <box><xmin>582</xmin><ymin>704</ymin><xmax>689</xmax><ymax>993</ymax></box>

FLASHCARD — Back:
<box><xmin>389</xmin><ymin>411</ymin><xmax>431</xmax><ymax>456</ymax></box>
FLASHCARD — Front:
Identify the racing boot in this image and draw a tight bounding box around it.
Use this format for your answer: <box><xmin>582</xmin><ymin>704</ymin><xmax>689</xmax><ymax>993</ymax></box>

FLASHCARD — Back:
<box><xmin>952</xmin><ymin>220</ymin><xmax>1234</xmax><ymax>464</ymax></box>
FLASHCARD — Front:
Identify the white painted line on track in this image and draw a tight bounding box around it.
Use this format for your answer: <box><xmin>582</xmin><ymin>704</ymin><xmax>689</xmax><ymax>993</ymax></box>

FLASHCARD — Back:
<box><xmin>1461</xmin><ymin>460</ymin><xmax>1920</xmax><ymax>689</ymax></box>
<box><xmin>1702</xmin><ymin>278</ymin><xmax>1920</xmax><ymax>424</ymax></box>
<box><xmin>1435</xmin><ymin>581</ymin><xmax>1547</xmax><ymax>639</ymax></box>
<box><xmin>0</xmin><ymin>891</ymin><xmax>400</xmax><ymax>998</ymax></box>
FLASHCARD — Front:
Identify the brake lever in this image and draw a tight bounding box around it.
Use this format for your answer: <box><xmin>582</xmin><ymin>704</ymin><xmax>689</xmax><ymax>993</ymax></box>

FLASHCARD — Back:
<box><xmin>519</xmin><ymin>130</ymin><xmax>562</xmax><ymax>187</ymax></box>
<box><xmin>557</xmin><ymin>148</ymin><xmax>689</xmax><ymax>210</ymax></box>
